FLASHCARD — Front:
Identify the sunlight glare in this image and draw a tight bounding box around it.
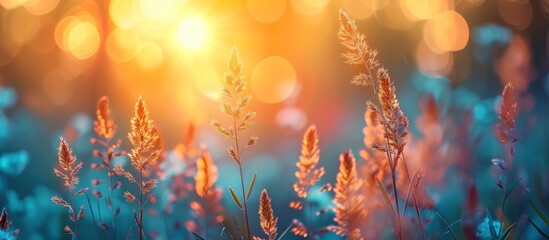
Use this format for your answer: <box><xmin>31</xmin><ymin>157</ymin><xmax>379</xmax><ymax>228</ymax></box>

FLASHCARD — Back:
<box><xmin>177</xmin><ymin>17</ymin><xmax>208</xmax><ymax>49</ymax></box>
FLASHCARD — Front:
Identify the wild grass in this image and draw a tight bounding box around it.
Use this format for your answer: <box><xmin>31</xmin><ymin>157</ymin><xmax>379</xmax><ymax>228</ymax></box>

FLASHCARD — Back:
<box><xmin>0</xmin><ymin>208</ymin><xmax>19</xmax><ymax>239</ymax></box>
<box><xmin>211</xmin><ymin>47</ymin><xmax>258</xmax><ymax>240</ymax></box>
<box><xmin>20</xmin><ymin>9</ymin><xmax>543</xmax><ymax>240</ymax></box>
<box><xmin>113</xmin><ymin>96</ymin><xmax>161</xmax><ymax>240</ymax></box>
<box><xmin>338</xmin><ymin>9</ymin><xmax>422</xmax><ymax>239</ymax></box>
<box><xmin>327</xmin><ymin>151</ymin><xmax>366</xmax><ymax>240</ymax></box>
<box><xmin>492</xmin><ymin>83</ymin><xmax>520</xmax><ymax>239</ymax></box>
<box><xmin>190</xmin><ymin>150</ymin><xmax>224</xmax><ymax>238</ymax></box>
<box><xmin>290</xmin><ymin>125</ymin><xmax>324</xmax><ymax>238</ymax></box>
<box><xmin>257</xmin><ymin>189</ymin><xmax>278</xmax><ymax>240</ymax></box>
<box><xmin>51</xmin><ymin>137</ymin><xmax>88</xmax><ymax>239</ymax></box>
<box><xmin>90</xmin><ymin>96</ymin><xmax>125</xmax><ymax>239</ymax></box>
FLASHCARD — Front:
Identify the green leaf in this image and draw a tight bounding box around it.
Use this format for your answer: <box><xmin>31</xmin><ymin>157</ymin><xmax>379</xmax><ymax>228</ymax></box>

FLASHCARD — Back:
<box><xmin>229</xmin><ymin>187</ymin><xmax>244</xmax><ymax>209</ymax></box>
<box><xmin>529</xmin><ymin>198</ymin><xmax>549</xmax><ymax>226</ymax></box>
<box><xmin>499</xmin><ymin>221</ymin><xmax>517</xmax><ymax>240</ymax></box>
<box><xmin>504</xmin><ymin>176</ymin><xmax>524</xmax><ymax>199</ymax></box>
<box><xmin>375</xmin><ymin>177</ymin><xmax>397</xmax><ymax>224</ymax></box>
<box><xmin>434</xmin><ymin>209</ymin><xmax>459</xmax><ymax>240</ymax></box>
<box><xmin>486</xmin><ymin>211</ymin><xmax>497</xmax><ymax>240</ymax></box>
<box><xmin>277</xmin><ymin>223</ymin><xmax>293</xmax><ymax>240</ymax></box>
<box><xmin>246</xmin><ymin>172</ymin><xmax>257</xmax><ymax>201</ymax></box>
<box><xmin>528</xmin><ymin>218</ymin><xmax>549</xmax><ymax>238</ymax></box>
<box><xmin>192</xmin><ymin>232</ymin><xmax>206</xmax><ymax>240</ymax></box>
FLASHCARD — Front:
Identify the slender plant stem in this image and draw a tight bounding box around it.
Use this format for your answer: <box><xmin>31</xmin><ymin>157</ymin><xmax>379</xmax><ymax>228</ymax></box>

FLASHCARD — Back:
<box><xmin>412</xmin><ymin>191</ymin><xmax>426</xmax><ymax>240</ymax></box>
<box><xmin>233</xmin><ymin>116</ymin><xmax>252</xmax><ymax>240</ymax></box>
<box><xmin>86</xmin><ymin>194</ymin><xmax>101</xmax><ymax>240</ymax></box>
<box><xmin>71</xmin><ymin>193</ymin><xmax>79</xmax><ymax>240</ymax></box>
<box><xmin>433</xmin><ymin>209</ymin><xmax>459</xmax><ymax>240</ymax></box>
<box><xmin>105</xmin><ymin>140</ymin><xmax>118</xmax><ymax>240</ymax></box>
<box><xmin>498</xmin><ymin>141</ymin><xmax>514</xmax><ymax>237</ymax></box>
<box><xmin>97</xmin><ymin>197</ymin><xmax>106</xmax><ymax>240</ymax></box>
<box><xmin>391</xmin><ymin>172</ymin><xmax>404</xmax><ymax>240</ymax></box>
<box><xmin>308</xmin><ymin>196</ymin><xmax>312</xmax><ymax>239</ymax></box>
<box><xmin>204</xmin><ymin>198</ymin><xmax>209</xmax><ymax>238</ymax></box>
<box><xmin>139</xmin><ymin>166</ymin><xmax>144</xmax><ymax>240</ymax></box>
<box><xmin>363</xmin><ymin>60</ymin><xmax>404</xmax><ymax>240</ymax></box>
<box><xmin>401</xmin><ymin>155</ymin><xmax>425</xmax><ymax>238</ymax></box>
<box><xmin>498</xmin><ymin>156</ymin><xmax>511</xmax><ymax>236</ymax></box>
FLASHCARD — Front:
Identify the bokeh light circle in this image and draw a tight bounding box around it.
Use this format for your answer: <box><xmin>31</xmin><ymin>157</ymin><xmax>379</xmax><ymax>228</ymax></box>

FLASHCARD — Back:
<box><xmin>251</xmin><ymin>56</ymin><xmax>297</xmax><ymax>104</ymax></box>
<box><xmin>24</xmin><ymin>0</ymin><xmax>60</xmax><ymax>15</ymax></box>
<box><xmin>109</xmin><ymin>0</ymin><xmax>135</xmax><ymax>29</ymax></box>
<box><xmin>247</xmin><ymin>0</ymin><xmax>286</xmax><ymax>23</ymax></box>
<box><xmin>342</xmin><ymin>0</ymin><xmax>374</xmax><ymax>20</ymax></box>
<box><xmin>55</xmin><ymin>14</ymin><xmax>100</xmax><ymax>60</ymax></box>
<box><xmin>106</xmin><ymin>28</ymin><xmax>141</xmax><ymax>63</ymax></box>
<box><xmin>416</xmin><ymin>40</ymin><xmax>453</xmax><ymax>77</ymax></box>
<box><xmin>7</xmin><ymin>8</ymin><xmax>41</xmax><ymax>46</ymax></box>
<box><xmin>400</xmin><ymin>0</ymin><xmax>453</xmax><ymax>21</ymax></box>
<box><xmin>291</xmin><ymin>0</ymin><xmax>330</xmax><ymax>16</ymax></box>
<box><xmin>65</xmin><ymin>21</ymin><xmax>100</xmax><ymax>60</ymax></box>
<box><xmin>135</xmin><ymin>41</ymin><xmax>163</xmax><ymax>70</ymax></box>
<box><xmin>423</xmin><ymin>10</ymin><xmax>469</xmax><ymax>52</ymax></box>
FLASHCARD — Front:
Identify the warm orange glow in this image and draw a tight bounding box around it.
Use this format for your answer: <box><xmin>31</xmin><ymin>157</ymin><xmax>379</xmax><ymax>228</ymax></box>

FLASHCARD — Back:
<box><xmin>400</xmin><ymin>0</ymin><xmax>453</xmax><ymax>21</ymax></box>
<box><xmin>66</xmin><ymin>21</ymin><xmax>100</xmax><ymax>60</ymax></box>
<box><xmin>106</xmin><ymin>28</ymin><xmax>141</xmax><ymax>63</ymax></box>
<box><xmin>247</xmin><ymin>0</ymin><xmax>286</xmax><ymax>23</ymax></box>
<box><xmin>341</xmin><ymin>0</ymin><xmax>374</xmax><ymax>20</ymax></box>
<box><xmin>498</xmin><ymin>0</ymin><xmax>533</xmax><ymax>31</ymax></box>
<box><xmin>416</xmin><ymin>40</ymin><xmax>453</xmax><ymax>77</ymax></box>
<box><xmin>192</xmin><ymin>70</ymin><xmax>223</xmax><ymax>100</ymax></box>
<box><xmin>7</xmin><ymin>8</ymin><xmax>41</xmax><ymax>46</ymax></box>
<box><xmin>291</xmin><ymin>0</ymin><xmax>330</xmax><ymax>16</ymax></box>
<box><xmin>42</xmin><ymin>69</ymin><xmax>74</xmax><ymax>106</ymax></box>
<box><xmin>109</xmin><ymin>0</ymin><xmax>135</xmax><ymax>29</ymax></box>
<box><xmin>0</xmin><ymin>0</ymin><xmax>27</xmax><ymax>10</ymax></box>
<box><xmin>135</xmin><ymin>41</ymin><xmax>164</xmax><ymax>70</ymax></box>
<box><xmin>251</xmin><ymin>56</ymin><xmax>297</xmax><ymax>103</ymax></box>
<box><xmin>55</xmin><ymin>14</ymin><xmax>101</xmax><ymax>60</ymax></box>
<box><xmin>177</xmin><ymin>17</ymin><xmax>208</xmax><ymax>49</ymax></box>
<box><xmin>24</xmin><ymin>0</ymin><xmax>60</xmax><ymax>15</ymax></box>
<box><xmin>139</xmin><ymin>0</ymin><xmax>185</xmax><ymax>23</ymax></box>
<box><xmin>423</xmin><ymin>10</ymin><xmax>469</xmax><ymax>52</ymax></box>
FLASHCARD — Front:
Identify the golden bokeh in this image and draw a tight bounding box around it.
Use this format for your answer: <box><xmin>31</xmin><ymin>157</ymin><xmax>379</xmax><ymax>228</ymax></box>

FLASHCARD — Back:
<box><xmin>291</xmin><ymin>0</ymin><xmax>330</xmax><ymax>16</ymax></box>
<box><xmin>423</xmin><ymin>10</ymin><xmax>469</xmax><ymax>52</ymax></box>
<box><xmin>399</xmin><ymin>0</ymin><xmax>453</xmax><ymax>21</ymax></box>
<box><xmin>106</xmin><ymin>27</ymin><xmax>141</xmax><ymax>63</ymax></box>
<box><xmin>497</xmin><ymin>0</ymin><xmax>532</xmax><ymax>31</ymax></box>
<box><xmin>247</xmin><ymin>0</ymin><xmax>287</xmax><ymax>23</ymax></box>
<box><xmin>24</xmin><ymin>0</ymin><xmax>59</xmax><ymax>15</ymax></box>
<box><xmin>139</xmin><ymin>0</ymin><xmax>185</xmax><ymax>23</ymax></box>
<box><xmin>341</xmin><ymin>0</ymin><xmax>374</xmax><ymax>20</ymax></box>
<box><xmin>251</xmin><ymin>56</ymin><xmax>297</xmax><ymax>103</ymax></box>
<box><xmin>6</xmin><ymin>7</ymin><xmax>41</xmax><ymax>46</ymax></box>
<box><xmin>416</xmin><ymin>40</ymin><xmax>453</xmax><ymax>77</ymax></box>
<box><xmin>110</xmin><ymin>0</ymin><xmax>136</xmax><ymax>29</ymax></box>
<box><xmin>65</xmin><ymin>21</ymin><xmax>100</xmax><ymax>60</ymax></box>
<box><xmin>191</xmin><ymin>68</ymin><xmax>223</xmax><ymax>100</ymax></box>
<box><xmin>135</xmin><ymin>41</ymin><xmax>164</xmax><ymax>70</ymax></box>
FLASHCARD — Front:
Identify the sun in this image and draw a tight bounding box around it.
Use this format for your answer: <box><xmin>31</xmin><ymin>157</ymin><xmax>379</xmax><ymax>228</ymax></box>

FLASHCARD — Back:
<box><xmin>177</xmin><ymin>17</ymin><xmax>208</xmax><ymax>49</ymax></box>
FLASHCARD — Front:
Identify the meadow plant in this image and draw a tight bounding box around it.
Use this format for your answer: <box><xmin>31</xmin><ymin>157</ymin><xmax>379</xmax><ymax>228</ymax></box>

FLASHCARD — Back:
<box><xmin>210</xmin><ymin>47</ymin><xmax>258</xmax><ymax>239</ymax></box>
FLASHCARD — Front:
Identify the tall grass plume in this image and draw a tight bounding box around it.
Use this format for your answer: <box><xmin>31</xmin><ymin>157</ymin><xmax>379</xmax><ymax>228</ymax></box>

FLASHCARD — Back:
<box><xmin>90</xmin><ymin>96</ymin><xmax>125</xmax><ymax>237</ymax></box>
<box><xmin>113</xmin><ymin>96</ymin><xmax>160</xmax><ymax>240</ymax></box>
<box><xmin>291</xmin><ymin>125</ymin><xmax>324</xmax><ymax>237</ymax></box>
<box><xmin>51</xmin><ymin>138</ymin><xmax>88</xmax><ymax>239</ymax></box>
<box><xmin>211</xmin><ymin>47</ymin><xmax>258</xmax><ymax>240</ymax></box>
